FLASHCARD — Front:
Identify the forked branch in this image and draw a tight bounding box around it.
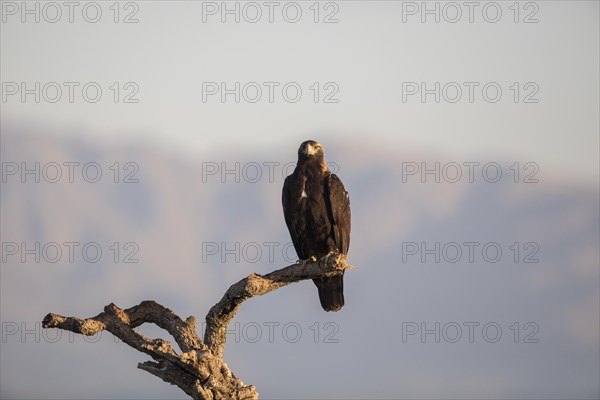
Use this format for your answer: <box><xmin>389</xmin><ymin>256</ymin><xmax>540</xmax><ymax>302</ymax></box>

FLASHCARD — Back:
<box><xmin>42</xmin><ymin>253</ymin><xmax>351</xmax><ymax>399</ymax></box>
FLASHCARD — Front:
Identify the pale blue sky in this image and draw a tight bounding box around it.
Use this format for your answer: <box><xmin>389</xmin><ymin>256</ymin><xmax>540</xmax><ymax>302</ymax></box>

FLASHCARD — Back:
<box><xmin>1</xmin><ymin>2</ymin><xmax>599</xmax><ymax>399</ymax></box>
<box><xmin>2</xmin><ymin>1</ymin><xmax>598</xmax><ymax>182</ymax></box>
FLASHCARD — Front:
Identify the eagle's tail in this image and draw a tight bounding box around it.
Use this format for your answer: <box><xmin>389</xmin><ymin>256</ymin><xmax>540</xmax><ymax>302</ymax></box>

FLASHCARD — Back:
<box><xmin>314</xmin><ymin>275</ymin><xmax>344</xmax><ymax>312</ymax></box>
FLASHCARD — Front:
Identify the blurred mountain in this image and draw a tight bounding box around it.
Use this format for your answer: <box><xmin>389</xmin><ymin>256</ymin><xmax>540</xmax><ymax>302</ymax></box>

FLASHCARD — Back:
<box><xmin>1</xmin><ymin>128</ymin><xmax>598</xmax><ymax>399</ymax></box>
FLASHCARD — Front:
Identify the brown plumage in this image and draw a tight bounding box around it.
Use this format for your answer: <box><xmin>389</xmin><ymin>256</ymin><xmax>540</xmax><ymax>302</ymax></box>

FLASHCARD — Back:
<box><xmin>282</xmin><ymin>140</ymin><xmax>351</xmax><ymax>312</ymax></box>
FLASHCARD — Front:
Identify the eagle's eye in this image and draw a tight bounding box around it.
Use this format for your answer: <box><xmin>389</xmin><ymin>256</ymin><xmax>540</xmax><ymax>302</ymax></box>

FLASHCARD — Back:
<box><xmin>299</xmin><ymin>140</ymin><xmax>323</xmax><ymax>157</ymax></box>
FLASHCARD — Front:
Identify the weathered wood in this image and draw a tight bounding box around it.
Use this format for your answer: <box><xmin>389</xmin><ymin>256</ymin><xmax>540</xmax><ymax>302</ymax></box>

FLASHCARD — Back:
<box><xmin>42</xmin><ymin>252</ymin><xmax>351</xmax><ymax>399</ymax></box>
<box><xmin>204</xmin><ymin>253</ymin><xmax>349</xmax><ymax>357</ymax></box>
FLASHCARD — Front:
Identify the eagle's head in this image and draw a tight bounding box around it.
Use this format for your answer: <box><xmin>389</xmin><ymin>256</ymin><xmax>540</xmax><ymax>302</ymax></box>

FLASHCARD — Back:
<box><xmin>298</xmin><ymin>140</ymin><xmax>325</xmax><ymax>161</ymax></box>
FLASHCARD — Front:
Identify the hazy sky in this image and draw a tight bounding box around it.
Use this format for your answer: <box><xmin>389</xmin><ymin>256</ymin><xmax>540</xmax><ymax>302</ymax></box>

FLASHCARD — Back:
<box><xmin>2</xmin><ymin>0</ymin><xmax>598</xmax><ymax>181</ymax></box>
<box><xmin>1</xmin><ymin>2</ymin><xmax>599</xmax><ymax>399</ymax></box>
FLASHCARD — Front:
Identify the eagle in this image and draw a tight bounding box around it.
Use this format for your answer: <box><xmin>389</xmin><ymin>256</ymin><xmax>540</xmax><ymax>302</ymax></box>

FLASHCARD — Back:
<box><xmin>282</xmin><ymin>140</ymin><xmax>351</xmax><ymax>312</ymax></box>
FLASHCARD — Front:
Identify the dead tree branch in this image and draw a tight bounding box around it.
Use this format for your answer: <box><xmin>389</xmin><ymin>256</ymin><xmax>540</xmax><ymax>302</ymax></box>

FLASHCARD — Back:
<box><xmin>42</xmin><ymin>301</ymin><xmax>256</xmax><ymax>399</ymax></box>
<box><xmin>205</xmin><ymin>252</ymin><xmax>349</xmax><ymax>357</ymax></box>
<box><xmin>42</xmin><ymin>253</ymin><xmax>350</xmax><ymax>399</ymax></box>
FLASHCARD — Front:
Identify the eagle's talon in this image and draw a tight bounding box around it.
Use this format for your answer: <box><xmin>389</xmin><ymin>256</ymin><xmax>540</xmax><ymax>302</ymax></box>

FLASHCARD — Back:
<box><xmin>319</xmin><ymin>251</ymin><xmax>337</xmax><ymax>265</ymax></box>
<box><xmin>297</xmin><ymin>256</ymin><xmax>317</xmax><ymax>269</ymax></box>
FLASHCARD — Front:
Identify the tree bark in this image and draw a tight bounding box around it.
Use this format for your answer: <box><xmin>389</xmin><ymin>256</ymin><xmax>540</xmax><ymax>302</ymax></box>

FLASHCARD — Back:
<box><xmin>42</xmin><ymin>253</ymin><xmax>350</xmax><ymax>399</ymax></box>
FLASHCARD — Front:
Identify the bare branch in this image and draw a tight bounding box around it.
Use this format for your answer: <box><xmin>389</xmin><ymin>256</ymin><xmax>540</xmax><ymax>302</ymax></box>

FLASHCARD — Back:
<box><xmin>42</xmin><ymin>252</ymin><xmax>351</xmax><ymax>399</ymax></box>
<box><xmin>43</xmin><ymin>301</ymin><xmax>258</xmax><ymax>400</ymax></box>
<box><xmin>204</xmin><ymin>252</ymin><xmax>349</xmax><ymax>358</ymax></box>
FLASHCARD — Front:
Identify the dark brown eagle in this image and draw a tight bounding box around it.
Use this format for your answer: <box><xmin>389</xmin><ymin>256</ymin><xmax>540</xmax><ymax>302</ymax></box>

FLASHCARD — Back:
<box><xmin>282</xmin><ymin>140</ymin><xmax>351</xmax><ymax>312</ymax></box>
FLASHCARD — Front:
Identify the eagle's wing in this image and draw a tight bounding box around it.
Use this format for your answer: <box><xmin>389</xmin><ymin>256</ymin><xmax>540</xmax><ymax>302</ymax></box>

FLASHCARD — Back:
<box><xmin>326</xmin><ymin>174</ymin><xmax>351</xmax><ymax>255</ymax></box>
<box><xmin>282</xmin><ymin>175</ymin><xmax>304</xmax><ymax>259</ymax></box>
